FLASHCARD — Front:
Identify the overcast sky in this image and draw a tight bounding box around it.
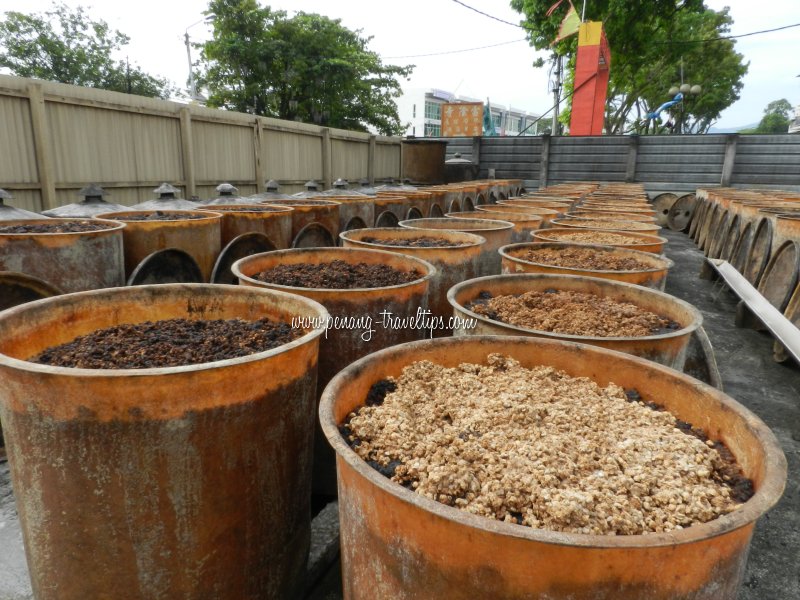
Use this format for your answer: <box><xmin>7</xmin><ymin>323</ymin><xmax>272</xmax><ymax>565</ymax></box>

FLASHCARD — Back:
<box><xmin>4</xmin><ymin>0</ymin><xmax>799</xmax><ymax>128</ymax></box>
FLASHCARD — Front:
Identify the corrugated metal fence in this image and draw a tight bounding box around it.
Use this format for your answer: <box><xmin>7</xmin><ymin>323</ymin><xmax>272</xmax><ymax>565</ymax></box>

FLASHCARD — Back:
<box><xmin>434</xmin><ymin>134</ymin><xmax>800</xmax><ymax>194</ymax></box>
<box><xmin>0</xmin><ymin>75</ymin><xmax>402</xmax><ymax>212</ymax></box>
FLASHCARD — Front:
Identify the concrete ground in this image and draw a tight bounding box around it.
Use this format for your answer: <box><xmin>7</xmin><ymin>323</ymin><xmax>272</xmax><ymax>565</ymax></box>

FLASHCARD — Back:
<box><xmin>0</xmin><ymin>458</ymin><xmax>30</xmax><ymax>600</ymax></box>
<box><xmin>663</xmin><ymin>228</ymin><xmax>800</xmax><ymax>600</ymax></box>
<box><xmin>0</xmin><ymin>228</ymin><xmax>798</xmax><ymax>599</ymax></box>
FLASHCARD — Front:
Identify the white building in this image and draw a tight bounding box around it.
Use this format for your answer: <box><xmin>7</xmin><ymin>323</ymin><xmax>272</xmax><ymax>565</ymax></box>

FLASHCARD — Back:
<box><xmin>789</xmin><ymin>103</ymin><xmax>800</xmax><ymax>133</ymax></box>
<box><xmin>397</xmin><ymin>87</ymin><xmax>546</xmax><ymax>137</ymax></box>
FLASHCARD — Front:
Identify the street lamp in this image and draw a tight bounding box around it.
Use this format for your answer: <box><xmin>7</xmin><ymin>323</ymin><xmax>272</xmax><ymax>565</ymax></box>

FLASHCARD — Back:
<box><xmin>668</xmin><ymin>83</ymin><xmax>701</xmax><ymax>134</ymax></box>
<box><xmin>184</xmin><ymin>16</ymin><xmax>214</xmax><ymax>102</ymax></box>
<box><xmin>668</xmin><ymin>57</ymin><xmax>702</xmax><ymax>133</ymax></box>
<box><xmin>645</xmin><ymin>82</ymin><xmax>701</xmax><ymax>135</ymax></box>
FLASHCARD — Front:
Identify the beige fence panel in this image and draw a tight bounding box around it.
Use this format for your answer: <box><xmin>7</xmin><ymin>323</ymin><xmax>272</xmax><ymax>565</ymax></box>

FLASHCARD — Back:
<box><xmin>262</xmin><ymin>126</ymin><xmax>324</xmax><ymax>193</ymax></box>
<box><xmin>192</xmin><ymin>120</ymin><xmax>257</xmax><ymax>186</ymax></box>
<box><xmin>0</xmin><ymin>93</ymin><xmax>40</xmax><ymax>211</ymax></box>
<box><xmin>0</xmin><ymin>74</ymin><xmax>402</xmax><ymax>211</ymax></box>
<box><xmin>331</xmin><ymin>135</ymin><xmax>369</xmax><ymax>182</ymax></box>
<box><xmin>47</xmin><ymin>102</ymin><xmax>184</xmax><ymax>207</ymax></box>
<box><xmin>375</xmin><ymin>139</ymin><xmax>401</xmax><ymax>181</ymax></box>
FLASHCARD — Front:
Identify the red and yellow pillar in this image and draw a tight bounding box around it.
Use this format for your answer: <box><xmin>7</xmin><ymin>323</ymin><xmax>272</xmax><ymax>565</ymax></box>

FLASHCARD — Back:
<box><xmin>569</xmin><ymin>22</ymin><xmax>611</xmax><ymax>136</ymax></box>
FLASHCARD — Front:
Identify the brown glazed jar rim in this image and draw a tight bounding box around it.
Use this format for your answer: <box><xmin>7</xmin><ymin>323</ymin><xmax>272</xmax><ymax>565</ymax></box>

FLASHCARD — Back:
<box><xmin>447</xmin><ymin>273</ymin><xmax>701</xmax><ymax>343</ymax></box>
<box><xmin>232</xmin><ymin>246</ymin><xmax>438</xmax><ymax>294</ymax></box>
<box><xmin>757</xmin><ymin>207</ymin><xmax>800</xmax><ymax>216</ymax></box>
<box><xmin>534</xmin><ymin>228</ymin><xmax>667</xmax><ymax>244</ymax></box>
<box><xmin>494</xmin><ymin>204</ymin><xmax>564</xmax><ymax>215</ymax></box>
<box><xmin>500</xmin><ymin>242</ymin><xmax>674</xmax><ymax>275</ymax></box>
<box><xmin>503</xmin><ymin>196</ymin><xmax>577</xmax><ymax>205</ymax></box>
<box><xmin>399</xmin><ymin>217</ymin><xmax>515</xmax><ymax>233</ymax></box>
<box><xmin>577</xmin><ymin>206</ymin><xmax>655</xmax><ymax>212</ymax></box>
<box><xmin>261</xmin><ymin>198</ymin><xmax>341</xmax><ymax>206</ymax></box>
<box><xmin>340</xmin><ymin>227</ymin><xmax>487</xmax><ymax>249</ymax></box>
<box><xmin>94</xmin><ymin>210</ymin><xmax>223</xmax><ymax>222</ymax></box>
<box><xmin>495</xmin><ymin>204</ymin><xmax>570</xmax><ymax>212</ymax></box>
<box><xmin>551</xmin><ymin>218</ymin><xmax>661</xmax><ymax>231</ymax></box>
<box><xmin>315</xmin><ymin>196</ymin><xmax>372</xmax><ymax>203</ymax></box>
<box><xmin>319</xmin><ymin>335</ymin><xmax>786</xmax><ymax>549</ymax></box>
<box><xmin>196</xmin><ymin>204</ymin><xmax>294</xmax><ymax>214</ymax></box>
<box><xmin>0</xmin><ymin>218</ymin><xmax>126</xmax><ymax>236</ymax></box>
<box><xmin>576</xmin><ymin>211</ymin><xmax>655</xmax><ymax>217</ymax></box>
<box><xmin>0</xmin><ymin>283</ymin><xmax>328</xmax><ymax>376</ymax></box>
<box><xmin>375</xmin><ymin>190</ymin><xmax>433</xmax><ymax>195</ymax></box>
<box><xmin>498</xmin><ymin>199</ymin><xmax>571</xmax><ymax>205</ymax></box>
<box><xmin>446</xmin><ymin>211</ymin><xmax>544</xmax><ymax>224</ymax></box>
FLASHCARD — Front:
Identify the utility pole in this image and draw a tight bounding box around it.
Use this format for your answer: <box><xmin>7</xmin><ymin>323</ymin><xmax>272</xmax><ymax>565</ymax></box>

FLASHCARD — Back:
<box><xmin>184</xmin><ymin>16</ymin><xmax>213</xmax><ymax>103</ymax></box>
<box><xmin>679</xmin><ymin>57</ymin><xmax>684</xmax><ymax>134</ymax></box>
<box><xmin>185</xmin><ymin>33</ymin><xmax>197</xmax><ymax>101</ymax></box>
<box><xmin>551</xmin><ymin>55</ymin><xmax>562</xmax><ymax>136</ymax></box>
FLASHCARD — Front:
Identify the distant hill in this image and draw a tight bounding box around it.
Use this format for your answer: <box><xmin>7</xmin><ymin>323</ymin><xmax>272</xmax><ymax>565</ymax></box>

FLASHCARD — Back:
<box><xmin>708</xmin><ymin>122</ymin><xmax>759</xmax><ymax>134</ymax></box>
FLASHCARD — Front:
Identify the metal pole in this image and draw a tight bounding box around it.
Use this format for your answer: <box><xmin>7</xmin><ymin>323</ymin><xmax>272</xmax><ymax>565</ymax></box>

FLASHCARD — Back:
<box><xmin>582</xmin><ymin>0</ymin><xmax>587</xmax><ymax>21</ymax></box>
<box><xmin>185</xmin><ymin>32</ymin><xmax>197</xmax><ymax>101</ymax></box>
<box><xmin>551</xmin><ymin>55</ymin><xmax>561</xmax><ymax>135</ymax></box>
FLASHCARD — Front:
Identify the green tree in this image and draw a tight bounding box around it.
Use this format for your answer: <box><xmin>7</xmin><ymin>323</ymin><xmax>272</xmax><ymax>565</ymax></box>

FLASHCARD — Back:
<box><xmin>753</xmin><ymin>99</ymin><xmax>792</xmax><ymax>133</ymax></box>
<box><xmin>199</xmin><ymin>0</ymin><xmax>413</xmax><ymax>135</ymax></box>
<box><xmin>755</xmin><ymin>113</ymin><xmax>789</xmax><ymax>134</ymax></box>
<box><xmin>510</xmin><ymin>0</ymin><xmax>748</xmax><ymax>134</ymax></box>
<box><xmin>0</xmin><ymin>3</ymin><xmax>173</xmax><ymax>99</ymax></box>
<box><xmin>763</xmin><ymin>99</ymin><xmax>792</xmax><ymax>119</ymax></box>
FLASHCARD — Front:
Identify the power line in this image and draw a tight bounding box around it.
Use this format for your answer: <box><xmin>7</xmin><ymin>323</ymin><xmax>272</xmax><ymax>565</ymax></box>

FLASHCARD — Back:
<box><xmin>449</xmin><ymin>0</ymin><xmax>525</xmax><ymax>29</ymax></box>
<box><xmin>407</xmin><ymin>11</ymin><xmax>800</xmax><ymax>133</ymax></box>
<box><xmin>516</xmin><ymin>71</ymin><xmax>593</xmax><ymax>136</ymax></box>
<box><xmin>726</xmin><ymin>21</ymin><xmax>800</xmax><ymax>39</ymax></box>
<box><xmin>403</xmin><ymin>20</ymin><xmax>800</xmax><ymax>60</ymax></box>
<box><xmin>448</xmin><ymin>0</ymin><xmax>799</xmax><ymax>45</ymax></box>
<box><xmin>515</xmin><ymin>22</ymin><xmax>800</xmax><ymax>136</ymax></box>
<box><xmin>385</xmin><ymin>38</ymin><xmax>527</xmax><ymax>59</ymax></box>
<box><xmin>651</xmin><ymin>22</ymin><xmax>800</xmax><ymax>45</ymax></box>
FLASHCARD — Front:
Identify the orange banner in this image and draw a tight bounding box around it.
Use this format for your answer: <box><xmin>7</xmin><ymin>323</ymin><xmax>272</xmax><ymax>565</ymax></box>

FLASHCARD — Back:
<box><xmin>441</xmin><ymin>102</ymin><xmax>483</xmax><ymax>137</ymax></box>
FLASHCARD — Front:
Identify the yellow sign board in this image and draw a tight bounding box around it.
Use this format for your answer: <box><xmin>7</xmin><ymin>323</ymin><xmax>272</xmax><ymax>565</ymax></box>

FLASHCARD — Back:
<box><xmin>441</xmin><ymin>102</ymin><xmax>483</xmax><ymax>137</ymax></box>
<box><xmin>578</xmin><ymin>21</ymin><xmax>604</xmax><ymax>46</ymax></box>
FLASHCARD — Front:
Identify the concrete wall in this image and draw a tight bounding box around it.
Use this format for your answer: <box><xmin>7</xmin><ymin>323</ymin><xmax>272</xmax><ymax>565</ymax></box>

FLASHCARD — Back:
<box><xmin>432</xmin><ymin>134</ymin><xmax>800</xmax><ymax>194</ymax></box>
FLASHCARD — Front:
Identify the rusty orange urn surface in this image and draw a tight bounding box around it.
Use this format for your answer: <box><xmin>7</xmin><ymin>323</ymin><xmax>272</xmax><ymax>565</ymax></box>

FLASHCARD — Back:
<box><xmin>0</xmin><ymin>284</ymin><xmax>328</xmax><ymax>599</ymax></box>
<box><xmin>320</xmin><ymin>336</ymin><xmax>786</xmax><ymax>600</ymax></box>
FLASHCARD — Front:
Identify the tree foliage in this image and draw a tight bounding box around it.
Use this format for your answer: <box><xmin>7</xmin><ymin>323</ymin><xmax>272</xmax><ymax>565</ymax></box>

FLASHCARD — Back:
<box><xmin>751</xmin><ymin>98</ymin><xmax>792</xmax><ymax>133</ymax></box>
<box><xmin>755</xmin><ymin>113</ymin><xmax>789</xmax><ymax>134</ymax></box>
<box><xmin>510</xmin><ymin>0</ymin><xmax>748</xmax><ymax>134</ymax></box>
<box><xmin>199</xmin><ymin>0</ymin><xmax>413</xmax><ymax>135</ymax></box>
<box><xmin>763</xmin><ymin>99</ymin><xmax>792</xmax><ymax>119</ymax></box>
<box><xmin>0</xmin><ymin>3</ymin><xmax>173</xmax><ymax>99</ymax></box>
